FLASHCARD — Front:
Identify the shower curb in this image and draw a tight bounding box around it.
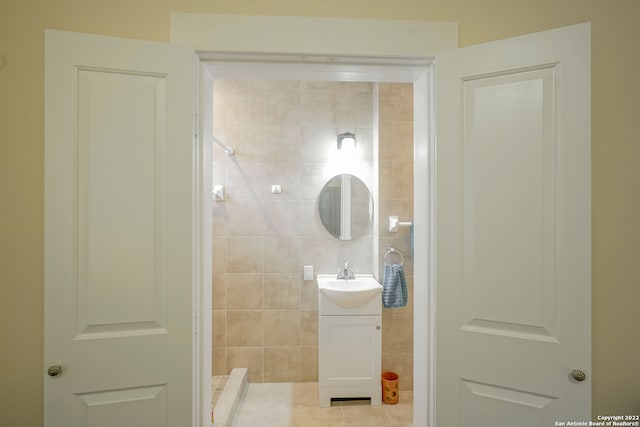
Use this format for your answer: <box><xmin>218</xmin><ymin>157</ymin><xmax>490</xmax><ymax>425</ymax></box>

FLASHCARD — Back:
<box><xmin>213</xmin><ymin>368</ymin><xmax>248</xmax><ymax>427</ymax></box>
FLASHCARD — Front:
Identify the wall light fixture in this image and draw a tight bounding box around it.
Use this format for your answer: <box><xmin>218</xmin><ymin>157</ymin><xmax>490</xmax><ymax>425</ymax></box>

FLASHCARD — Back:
<box><xmin>337</xmin><ymin>132</ymin><xmax>356</xmax><ymax>151</ymax></box>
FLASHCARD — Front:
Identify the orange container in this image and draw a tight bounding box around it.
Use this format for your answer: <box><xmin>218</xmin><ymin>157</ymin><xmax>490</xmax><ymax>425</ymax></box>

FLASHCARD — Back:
<box><xmin>381</xmin><ymin>371</ymin><xmax>399</xmax><ymax>404</ymax></box>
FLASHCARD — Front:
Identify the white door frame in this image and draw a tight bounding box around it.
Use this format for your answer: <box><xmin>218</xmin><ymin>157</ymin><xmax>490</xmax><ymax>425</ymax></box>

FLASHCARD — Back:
<box><xmin>191</xmin><ymin>53</ymin><xmax>437</xmax><ymax>427</ymax></box>
<box><xmin>193</xmin><ymin>57</ymin><xmax>214</xmax><ymax>427</ymax></box>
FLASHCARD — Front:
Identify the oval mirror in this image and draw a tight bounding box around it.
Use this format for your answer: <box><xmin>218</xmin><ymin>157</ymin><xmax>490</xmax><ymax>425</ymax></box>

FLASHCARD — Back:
<box><xmin>318</xmin><ymin>174</ymin><xmax>373</xmax><ymax>240</ymax></box>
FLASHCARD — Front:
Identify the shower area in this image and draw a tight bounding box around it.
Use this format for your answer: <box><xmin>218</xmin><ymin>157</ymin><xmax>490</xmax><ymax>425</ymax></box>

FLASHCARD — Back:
<box><xmin>209</xmin><ymin>79</ymin><xmax>415</xmax><ymax>420</ymax></box>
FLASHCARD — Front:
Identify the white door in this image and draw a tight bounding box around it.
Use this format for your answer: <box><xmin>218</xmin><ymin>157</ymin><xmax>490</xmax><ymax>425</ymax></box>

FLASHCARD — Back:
<box><xmin>44</xmin><ymin>30</ymin><xmax>194</xmax><ymax>427</ymax></box>
<box><xmin>436</xmin><ymin>23</ymin><xmax>590</xmax><ymax>426</ymax></box>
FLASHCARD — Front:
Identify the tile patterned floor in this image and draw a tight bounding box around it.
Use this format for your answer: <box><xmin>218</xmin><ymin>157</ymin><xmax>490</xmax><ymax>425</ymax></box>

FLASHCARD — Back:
<box><xmin>234</xmin><ymin>382</ymin><xmax>413</xmax><ymax>427</ymax></box>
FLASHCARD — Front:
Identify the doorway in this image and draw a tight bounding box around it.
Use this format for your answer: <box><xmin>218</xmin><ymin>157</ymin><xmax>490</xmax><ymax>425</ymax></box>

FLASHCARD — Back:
<box><xmin>197</xmin><ymin>55</ymin><xmax>436</xmax><ymax>427</ymax></box>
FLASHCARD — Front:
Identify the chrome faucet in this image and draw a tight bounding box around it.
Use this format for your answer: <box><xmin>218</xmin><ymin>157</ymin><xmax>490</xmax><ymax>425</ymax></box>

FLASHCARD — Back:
<box><xmin>337</xmin><ymin>258</ymin><xmax>355</xmax><ymax>280</ymax></box>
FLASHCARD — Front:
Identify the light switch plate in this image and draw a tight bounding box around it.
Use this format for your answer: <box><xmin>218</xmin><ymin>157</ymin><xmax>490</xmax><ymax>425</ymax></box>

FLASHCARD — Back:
<box><xmin>303</xmin><ymin>265</ymin><xmax>313</xmax><ymax>280</ymax></box>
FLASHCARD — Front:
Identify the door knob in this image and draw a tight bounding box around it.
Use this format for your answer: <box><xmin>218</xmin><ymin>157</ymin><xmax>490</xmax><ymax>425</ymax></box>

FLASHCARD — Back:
<box><xmin>47</xmin><ymin>365</ymin><xmax>63</xmax><ymax>378</ymax></box>
<box><xmin>570</xmin><ymin>369</ymin><xmax>586</xmax><ymax>382</ymax></box>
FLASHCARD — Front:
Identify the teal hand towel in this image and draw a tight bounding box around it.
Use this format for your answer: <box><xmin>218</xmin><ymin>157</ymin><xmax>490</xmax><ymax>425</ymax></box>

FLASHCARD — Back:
<box><xmin>382</xmin><ymin>263</ymin><xmax>408</xmax><ymax>308</ymax></box>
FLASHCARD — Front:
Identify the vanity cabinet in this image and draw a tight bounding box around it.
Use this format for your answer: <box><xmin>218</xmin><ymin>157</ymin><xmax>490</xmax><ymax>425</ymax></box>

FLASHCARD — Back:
<box><xmin>318</xmin><ymin>288</ymin><xmax>382</xmax><ymax>407</ymax></box>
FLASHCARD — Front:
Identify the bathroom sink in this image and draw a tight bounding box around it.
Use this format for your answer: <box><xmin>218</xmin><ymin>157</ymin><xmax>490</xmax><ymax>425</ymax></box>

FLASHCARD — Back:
<box><xmin>317</xmin><ymin>274</ymin><xmax>383</xmax><ymax>308</ymax></box>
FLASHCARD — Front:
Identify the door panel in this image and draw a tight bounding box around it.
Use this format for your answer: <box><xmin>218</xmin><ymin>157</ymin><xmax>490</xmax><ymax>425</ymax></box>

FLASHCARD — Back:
<box><xmin>461</xmin><ymin>380</ymin><xmax>557</xmax><ymax>427</ymax></box>
<box><xmin>77</xmin><ymin>67</ymin><xmax>168</xmax><ymax>340</ymax></box>
<box><xmin>436</xmin><ymin>23</ymin><xmax>590</xmax><ymax>426</ymax></box>
<box><xmin>461</xmin><ymin>66</ymin><xmax>558</xmax><ymax>343</ymax></box>
<box><xmin>319</xmin><ymin>315</ymin><xmax>381</xmax><ymax>386</ymax></box>
<box><xmin>45</xmin><ymin>30</ymin><xmax>194</xmax><ymax>427</ymax></box>
<box><xmin>73</xmin><ymin>385</ymin><xmax>167</xmax><ymax>427</ymax></box>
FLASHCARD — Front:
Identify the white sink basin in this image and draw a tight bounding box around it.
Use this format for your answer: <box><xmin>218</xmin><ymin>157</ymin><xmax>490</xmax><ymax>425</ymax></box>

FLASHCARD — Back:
<box><xmin>317</xmin><ymin>274</ymin><xmax>383</xmax><ymax>308</ymax></box>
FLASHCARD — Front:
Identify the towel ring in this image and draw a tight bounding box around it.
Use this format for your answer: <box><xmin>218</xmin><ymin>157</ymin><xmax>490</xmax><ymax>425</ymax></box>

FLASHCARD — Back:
<box><xmin>384</xmin><ymin>247</ymin><xmax>404</xmax><ymax>266</ymax></box>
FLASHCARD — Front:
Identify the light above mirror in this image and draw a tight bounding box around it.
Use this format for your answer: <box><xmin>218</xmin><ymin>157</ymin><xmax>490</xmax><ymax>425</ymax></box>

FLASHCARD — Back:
<box><xmin>337</xmin><ymin>132</ymin><xmax>356</xmax><ymax>151</ymax></box>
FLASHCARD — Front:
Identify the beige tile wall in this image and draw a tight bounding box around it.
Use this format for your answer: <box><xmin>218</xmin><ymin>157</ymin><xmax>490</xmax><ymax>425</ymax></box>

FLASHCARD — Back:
<box><xmin>378</xmin><ymin>83</ymin><xmax>414</xmax><ymax>391</ymax></box>
<box><xmin>212</xmin><ymin>80</ymin><xmax>375</xmax><ymax>383</ymax></box>
<box><xmin>212</xmin><ymin>81</ymin><xmax>414</xmax><ymax>388</ymax></box>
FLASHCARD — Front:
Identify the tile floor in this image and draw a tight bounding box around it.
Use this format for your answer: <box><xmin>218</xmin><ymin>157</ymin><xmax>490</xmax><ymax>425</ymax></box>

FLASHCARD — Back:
<box><xmin>234</xmin><ymin>382</ymin><xmax>413</xmax><ymax>427</ymax></box>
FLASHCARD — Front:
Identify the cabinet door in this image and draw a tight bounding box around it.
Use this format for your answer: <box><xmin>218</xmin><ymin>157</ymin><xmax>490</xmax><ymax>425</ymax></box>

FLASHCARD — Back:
<box><xmin>319</xmin><ymin>316</ymin><xmax>381</xmax><ymax>387</ymax></box>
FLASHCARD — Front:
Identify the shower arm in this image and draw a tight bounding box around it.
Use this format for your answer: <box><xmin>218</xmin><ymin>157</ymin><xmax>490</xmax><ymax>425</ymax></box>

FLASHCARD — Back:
<box><xmin>212</xmin><ymin>136</ymin><xmax>234</xmax><ymax>156</ymax></box>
